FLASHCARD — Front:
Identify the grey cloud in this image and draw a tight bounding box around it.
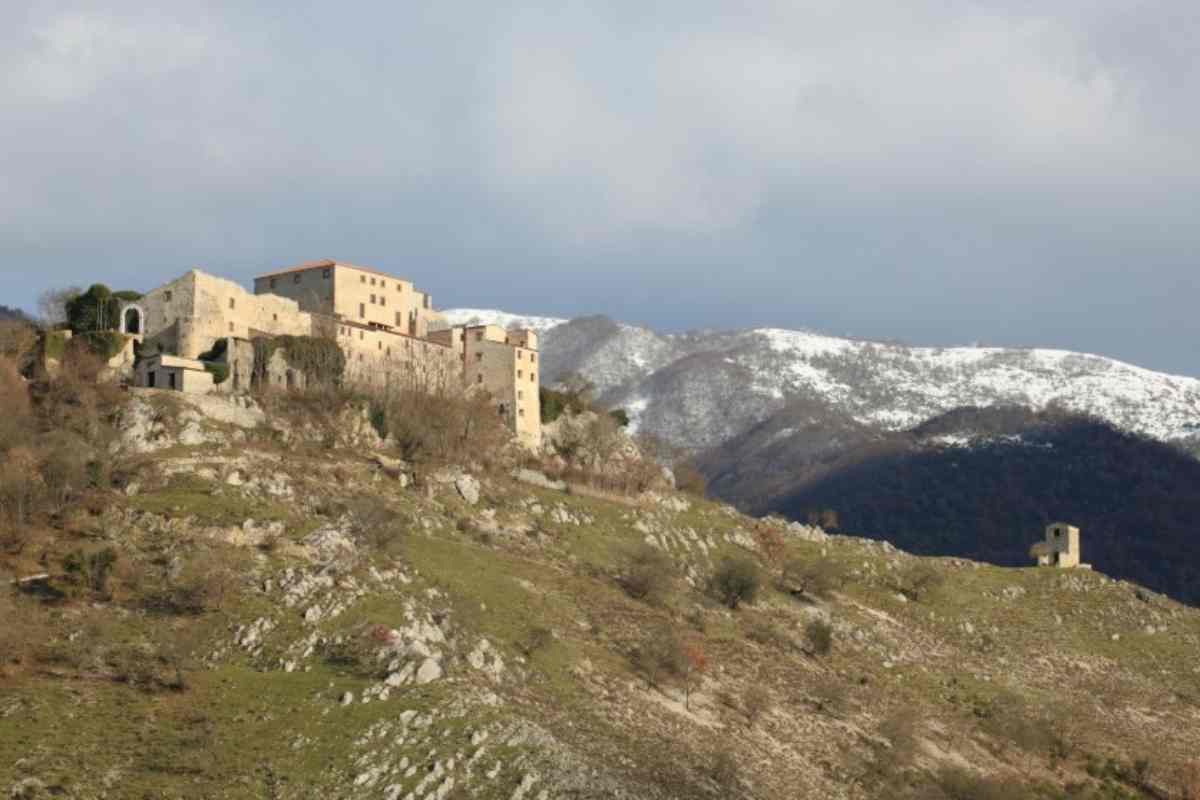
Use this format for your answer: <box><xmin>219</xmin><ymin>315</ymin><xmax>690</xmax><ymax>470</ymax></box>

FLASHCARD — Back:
<box><xmin>1</xmin><ymin>1</ymin><xmax>1197</xmax><ymax>376</ymax></box>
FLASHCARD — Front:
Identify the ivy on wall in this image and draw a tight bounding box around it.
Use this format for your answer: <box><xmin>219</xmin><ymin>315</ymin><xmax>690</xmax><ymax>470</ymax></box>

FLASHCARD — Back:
<box><xmin>253</xmin><ymin>335</ymin><xmax>345</xmax><ymax>386</ymax></box>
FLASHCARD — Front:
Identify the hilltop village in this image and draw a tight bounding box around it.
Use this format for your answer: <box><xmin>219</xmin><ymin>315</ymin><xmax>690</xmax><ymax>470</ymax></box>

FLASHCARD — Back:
<box><xmin>102</xmin><ymin>259</ymin><xmax>541</xmax><ymax>448</ymax></box>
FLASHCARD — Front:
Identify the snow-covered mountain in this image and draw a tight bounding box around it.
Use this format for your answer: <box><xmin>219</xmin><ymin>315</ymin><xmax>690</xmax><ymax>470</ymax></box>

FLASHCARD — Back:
<box><xmin>442</xmin><ymin>308</ymin><xmax>1200</xmax><ymax>461</ymax></box>
<box><xmin>441</xmin><ymin>308</ymin><xmax>568</xmax><ymax>334</ymax></box>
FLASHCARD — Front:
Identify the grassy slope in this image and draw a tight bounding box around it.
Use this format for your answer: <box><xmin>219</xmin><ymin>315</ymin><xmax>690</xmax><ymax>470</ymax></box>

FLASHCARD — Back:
<box><xmin>2</xmin><ymin>406</ymin><xmax>1199</xmax><ymax>800</ymax></box>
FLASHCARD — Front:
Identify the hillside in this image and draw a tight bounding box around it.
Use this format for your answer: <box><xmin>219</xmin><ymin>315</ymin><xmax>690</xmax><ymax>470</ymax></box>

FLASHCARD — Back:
<box><xmin>736</xmin><ymin>407</ymin><xmax>1200</xmax><ymax>607</ymax></box>
<box><xmin>3</xmin><ymin>379</ymin><xmax>1200</xmax><ymax>798</ymax></box>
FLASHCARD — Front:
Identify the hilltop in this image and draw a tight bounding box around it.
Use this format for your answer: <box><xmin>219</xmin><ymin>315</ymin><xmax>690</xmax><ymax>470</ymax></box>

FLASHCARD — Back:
<box><xmin>2</xmin><ymin>374</ymin><xmax>1199</xmax><ymax>799</ymax></box>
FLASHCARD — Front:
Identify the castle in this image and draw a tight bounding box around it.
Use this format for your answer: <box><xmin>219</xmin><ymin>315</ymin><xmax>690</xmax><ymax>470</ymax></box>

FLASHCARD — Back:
<box><xmin>116</xmin><ymin>260</ymin><xmax>542</xmax><ymax>448</ymax></box>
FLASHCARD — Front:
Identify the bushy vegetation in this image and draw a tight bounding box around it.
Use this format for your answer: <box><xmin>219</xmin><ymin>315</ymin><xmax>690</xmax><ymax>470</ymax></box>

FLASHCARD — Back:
<box><xmin>617</xmin><ymin>542</ymin><xmax>676</xmax><ymax>605</ymax></box>
<box><xmin>710</xmin><ymin>555</ymin><xmax>762</xmax><ymax>609</ymax></box>
<box><xmin>254</xmin><ymin>334</ymin><xmax>346</xmax><ymax>387</ymax></box>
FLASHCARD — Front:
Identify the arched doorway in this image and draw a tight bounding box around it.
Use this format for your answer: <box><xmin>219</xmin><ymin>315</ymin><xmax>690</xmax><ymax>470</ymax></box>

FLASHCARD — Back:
<box><xmin>121</xmin><ymin>306</ymin><xmax>144</xmax><ymax>335</ymax></box>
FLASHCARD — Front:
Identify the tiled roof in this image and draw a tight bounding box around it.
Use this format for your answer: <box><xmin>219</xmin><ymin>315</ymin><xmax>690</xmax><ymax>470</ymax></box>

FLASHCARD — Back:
<box><xmin>255</xmin><ymin>259</ymin><xmax>409</xmax><ymax>282</ymax></box>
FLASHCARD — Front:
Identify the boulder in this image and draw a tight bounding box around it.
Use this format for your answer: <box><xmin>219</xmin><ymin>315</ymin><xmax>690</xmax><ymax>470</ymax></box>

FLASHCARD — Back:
<box><xmin>455</xmin><ymin>474</ymin><xmax>481</xmax><ymax>506</ymax></box>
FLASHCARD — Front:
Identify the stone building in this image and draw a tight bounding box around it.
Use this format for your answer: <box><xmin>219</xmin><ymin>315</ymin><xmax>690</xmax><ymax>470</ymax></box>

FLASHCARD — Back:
<box><xmin>1030</xmin><ymin>523</ymin><xmax>1091</xmax><ymax>569</ymax></box>
<box><xmin>119</xmin><ymin>260</ymin><xmax>541</xmax><ymax>448</ymax></box>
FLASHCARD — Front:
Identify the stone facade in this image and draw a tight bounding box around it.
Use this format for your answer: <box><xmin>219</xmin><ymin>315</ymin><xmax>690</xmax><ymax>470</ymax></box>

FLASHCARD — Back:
<box><xmin>1030</xmin><ymin>523</ymin><xmax>1091</xmax><ymax>569</ymax></box>
<box><xmin>120</xmin><ymin>262</ymin><xmax>541</xmax><ymax>448</ymax></box>
<box><xmin>135</xmin><ymin>354</ymin><xmax>215</xmax><ymax>394</ymax></box>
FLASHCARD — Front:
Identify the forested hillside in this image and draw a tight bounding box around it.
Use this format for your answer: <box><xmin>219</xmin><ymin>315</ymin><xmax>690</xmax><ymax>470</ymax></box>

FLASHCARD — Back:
<box><xmin>763</xmin><ymin>408</ymin><xmax>1200</xmax><ymax>606</ymax></box>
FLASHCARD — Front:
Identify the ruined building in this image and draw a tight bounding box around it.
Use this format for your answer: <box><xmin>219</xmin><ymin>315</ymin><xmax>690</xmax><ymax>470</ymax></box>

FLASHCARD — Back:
<box><xmin>1030</xmin><ymin>523</ymin><xmax>1091</xmax><ymax>569</ymax></box>
<box><xmin>116</xmin><ymin>260</ymin><xmax>541</xmax><ymax>448</ymax></box>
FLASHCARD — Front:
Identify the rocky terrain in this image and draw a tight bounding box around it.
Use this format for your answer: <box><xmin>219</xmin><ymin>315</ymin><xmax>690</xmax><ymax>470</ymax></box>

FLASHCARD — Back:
<box><xmin>3</xmin><ymin>388</ymin><xmax>1200</xmax><ymax>799</ymax></box>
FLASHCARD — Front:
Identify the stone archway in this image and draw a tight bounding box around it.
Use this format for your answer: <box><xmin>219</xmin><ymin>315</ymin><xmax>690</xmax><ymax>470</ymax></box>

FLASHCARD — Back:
<box><xmin>121</xmin><ymin>305</ymin><xmax>145</xmax><ymax>336</ymax></box>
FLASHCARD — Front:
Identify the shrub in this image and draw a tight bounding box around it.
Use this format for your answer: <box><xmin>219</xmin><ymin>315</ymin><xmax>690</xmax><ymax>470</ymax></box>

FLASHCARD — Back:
<box><xmin>203</xmin><ymin>362</ymin><xmax>229</xmax><ymax>385</ymax></box>
<box><xmin>892</xmin><ymin>562</ymin><xmax>945</xmax><ymax>602</ymax></box>
<box><xmin>608</xmin><ymin>408</ymin><xmax>630</xmax><ymax>428</ymax></box>
<box><xmin>141</xmin><ymin>550</ymin><xmax>237</xmax><ymax>615</ymax></box>
<box><xmin>805</xmin><ymin>618</ymin><xmax>834</xmax><ymax>656</ymax></box>
<box><xmin>711</xmin><ymin>556</ymin><xmax>761</xmax><ymax>609</ymax></box>
<box><xmin>780</xmin><ymin>556</ymin><xmax>845</xmax><ymax>599</ymax></box>
<box><xmin>745</xmin><ymin>619</ymin><xmax>794</xmax><ymax>651</ymax></box>
<box><xmin>809</xmin><ymin>673</ymin><xmax>848</xmax><ymax>717</ymax></box>
<box><xmin>518</xmin><ymin>626</ymin><xmax>554</xmax><ymax>657</ymax></box>
<box><xmin>63</xmin><ymin>547</ymin><xmax>119</xmax><ymax>595</ymax></box>
<box><xmin>618</xmin><ymin>543</ymin><xmax>675</xmax><ymax>605</ymax></box>
<box><xmin>673</xmin><ymin>460</ymin><xmax>707</xmax><ymax>497</ymax></box>
<box><xmin>708</xmin><ymin>748</ymin><xmax>740</xmax><ymax>790</ymax></box>
<box><xmin>742</xmin><ymin>684</ymin><xmax>771</xmax><ymax>725</ymax></box>
<box><xmin>631</xmin><ymin>626</ymin><xmax>686</xmax><ymax>690</ymax></box>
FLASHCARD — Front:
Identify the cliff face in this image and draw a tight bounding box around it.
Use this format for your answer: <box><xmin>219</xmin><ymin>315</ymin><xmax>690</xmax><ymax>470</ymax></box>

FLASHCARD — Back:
<box><xmin>2</xmin><ymin>391</ymin><xmax>1199</xmax><ymax>800</ymax></box>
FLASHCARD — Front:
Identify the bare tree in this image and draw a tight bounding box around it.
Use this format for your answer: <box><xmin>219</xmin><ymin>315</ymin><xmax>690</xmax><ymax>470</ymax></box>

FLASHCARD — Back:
<box><xmin>37</xmin><ymin>286</ymin><xmax>81</xmax><ymax>328</ymax></box>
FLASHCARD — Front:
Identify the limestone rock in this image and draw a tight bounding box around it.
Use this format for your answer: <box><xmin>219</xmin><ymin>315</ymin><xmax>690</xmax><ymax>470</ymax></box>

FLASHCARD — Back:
<box><xmin>455</xmin><ymin>474</ymin><xmax>481</xmax><ymax>506</ymax></box>
<box><xmin>415</xmin><ymin>657</ymin><xmax>444</xmax><ymax>684</ymax></box>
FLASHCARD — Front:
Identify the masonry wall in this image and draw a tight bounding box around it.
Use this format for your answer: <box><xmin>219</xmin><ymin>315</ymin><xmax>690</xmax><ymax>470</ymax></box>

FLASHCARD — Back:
<box><xmin>336</xmin><ymin>323</ymin><xmax>458</xmax><ymax>394</ymax></box>
<box><xmin>463</xmin><ymin>328</ymin><xmax>541</xmax><ymax>448</ymax></box>
<box><xmin>253</xmin><ymin>265</ymin><xmax>336</xmax><ymax>315</ymax></box>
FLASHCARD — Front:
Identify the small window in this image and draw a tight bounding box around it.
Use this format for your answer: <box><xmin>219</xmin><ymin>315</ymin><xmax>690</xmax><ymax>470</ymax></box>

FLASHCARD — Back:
<box><xmin>380</xmin><ymin>281</ymin><xmax>386</xmax><ymax>289</ymax></box>
<box><xmin>378</xmin><ymin>341</ymin><xmax>382</xmax><ymax>350</ymax></box>
<box><xmin>396</xmin><ymin>312</ymin><xmax>402</xmax><ymax>326</ymax></box>
<box><xmin>293</xmin><ymin>273</ymin><xmax>301</xmax><ymax>284</ymax></box>
<box><xmin>397</xmin><ymin>284</ymin><xmax>403</xmax><ymax>292</ymax></box>
<box><xmin>530</xmin><ymin>372</ymin><xmax>536</xmax><ymax>382</ymax></box>
<box><xmin>359</xmin><ymin>303</ymin><xmax>365</xmax><ymax>318</ymax></box>
<box><xmin>518</xmin><ymin>408</ymin><xmax>525</xmax><ymax>417</ymax></box>
<box><xmin>517</xmin><ymin>351</ymin><xmax>523</xmax><ymax>360</ymax></box>
<box><xmin>269</xmin><ymin>278</ymin><xmax>277</xmax><ymax>289</ymax></box>
<box><xmin>531</xmin><ymin>353</ymin><xmax>537</xmax><ymax>363</ymax></box>
<box><xmin>323</xmin><ymin>268</ymin><xmax>330</xmax><ymax>279</ymax></box>
<box><xmin>370</xmin><ymin>277</ymin><xmax>376</xmax><ymax>286</ymax></box>
<box><xmin>475</xmin><ymin>353</ymin><xmax>482</xmax><ymax>362</ymax></box>
<box><xmin>164</xmin><ymin>291</ymin><xmax>172</xmax><ymax>302</ymax></box>
<box><xmin>229</xmin><ymin>322</ymin><xmax>234</xmax><ymax>333</ymax></box>
<box><xmin>477</xmin><ymin>374</ymin><xmax>483</xmax><ymax>384</ymax></box>
<box><xmin>361</xmin><ymin>275</ymin><xmax>366</xmax><ymax>284</ymax></box>
<box><xmin>229</xmin><ymin>297</ymin><xmax>236</xmax><ymax>309</ymax></box>
<box><xmin>518</xmin><ymin>390</ymin><xmax>524</xmax><ymax>400</ymax></box>
<box><xmin>517</xmin><ymin>370</ymin><xmax>523</xmax><ymax>379</ymax></box>
<box><xmin>380</xmin><ymin>297</ymin><xmax>386</xmax><ymax>307</ymax></box>
<box><xmin>273</xmin><ymin>313</ymin><xmax>278</xmax><ymax>322</ymax></box>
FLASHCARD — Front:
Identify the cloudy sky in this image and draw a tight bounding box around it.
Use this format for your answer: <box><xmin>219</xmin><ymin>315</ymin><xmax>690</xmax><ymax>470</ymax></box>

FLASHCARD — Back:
<box><xmin>2</xmin><ymin>1</ymin><xmax>1197</xmax><ymax>375</ymax></box>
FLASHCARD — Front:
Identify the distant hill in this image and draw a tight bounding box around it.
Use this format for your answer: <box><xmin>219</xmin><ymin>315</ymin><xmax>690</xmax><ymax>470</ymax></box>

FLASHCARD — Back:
<box><xmin>0</xmin><ymin>304</ymin><xmax>30</xmax><ymax>323</ymax></box>
<box><xmin>756</xmin><ymin>407</ymin><xmax>1200</xmax><ymax>605</ymax></box>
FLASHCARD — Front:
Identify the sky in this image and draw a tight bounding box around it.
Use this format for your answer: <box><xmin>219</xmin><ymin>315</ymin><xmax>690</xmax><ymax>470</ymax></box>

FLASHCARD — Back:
<box><xmin>2</xmin><ymin>1</ymin><xmax>1197</xmax><ymax>376</ymax></box>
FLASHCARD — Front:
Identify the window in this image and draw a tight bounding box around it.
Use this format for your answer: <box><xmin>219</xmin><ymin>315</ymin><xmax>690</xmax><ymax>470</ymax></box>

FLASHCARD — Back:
<box><xmin>229</xmin><ymin>322</ymin><xmax>234</xmax><ymax>333</ymax></box>
<box><xmin>396</xmin><ymin>312</ymin><xmax>402</xmax><ymax>326</ymax></box>
<box><xmin>359</xmin><ymin>331</ymin><xmax>364</xmax><ymax>340</ymax></box>
<box><xmin>377</xmin><ymin>341</ymin><xmax>382</xmax><ymax>350</ymax></box>
<box><xmin>370</xmin><ymin>294</ymin><xmax>376</xmax><ymax>304</ymax></box>
<box><xmin>361</xmin><ymin>275</ymin><xmax>366</xmax><ymax>284</ymax></box>
<box><xmin>397</xmin><ymin>284</ymin><xmax>402</xmax><ymax>292</ymax></box>
<box><xmin>370</xmin><ymin>277</ymin><xmax>376</xmax><ymax>286</ymax></box>
<box><xmin>164</xmin><ymin>291</ymin><xmax>172</xmax><ymax>302</ymax></box>
<box><xmin>323</xmin><ymin>269</ymin><xmax>330</xmax><ymax>279</ymax></box>
<box><xmin>476</xmin><ymin>374</ymin><xmax>483</xmax><ymax>384</ymax></box>
<box><xmin>517</xmin><ymin>370</ymin><xmax>523</xmax><ymax>379</ymax></box>
<box><xmin>530</xmin><ymin>372</ymin><xmax>536</xmax><ymax>383</ymax></box>
<box><xmin>359</xmin><ymin>303</ymin><xmax>365</xmax><ymax>318</ymax></box>
<box><xmin>270</xmin><ymin>278</ymin><xmax>277</xmax><ymax>289</ymax></box>
<box><xmin>380</xmin><ymin>297</ymin><xmax>386</xmax><ymax>307</ymax></box>
<box><xmin>229</xmin><ymin>297</ymin><xmax>236</xmax><ymax>309</ymax></box>
<box><xmin>475</xmin><ymin>353</ymin><xmax>482</xmax><ymax>362</ymax></box>
<box><xmin>531</xmin><ymin>354</ymin><xmax>537</xmax><ymax>363</ymax></box>
<box><xmin>169</xmin><ymin>373</ymin><xmax>176</xmax><ymax>390</ymax></box>
<box><xmin>518</xmin><ymin>390</ymin><xmax>523</xmax><ymax>400</ymax></box>
<box><xmin>273</xmin><ymin>313</ymin><xmax>278</xmax><ymax>322</ymax></box>
<box><xmin>293</xmin><ymin>273</ymin><xmax>301</xmax><ymax>284</ymax></box>
<box><xmin>386</xmin><ymin>347</ymin><xmax>391</xmax><ymax>357</ymax></box>
<box><xmin>517</xmin><ymin>351</ymin><xmax>523</xmax><ymax>360</ymax></box>
<box><xmin>381</xmin><ymin>281</ymin><xmax>386</xmax><ymax>289</ymax></box>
